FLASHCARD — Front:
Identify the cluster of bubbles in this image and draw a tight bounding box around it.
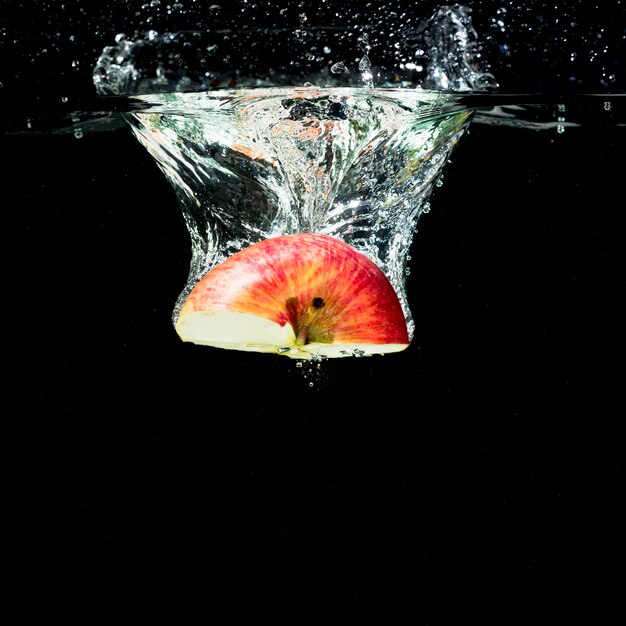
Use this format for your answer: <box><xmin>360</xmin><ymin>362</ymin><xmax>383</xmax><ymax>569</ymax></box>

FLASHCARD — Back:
<box><xmin>295</xmin><ymin>354</ymin><xmax>328</xmax><ymax>388</ymax></box>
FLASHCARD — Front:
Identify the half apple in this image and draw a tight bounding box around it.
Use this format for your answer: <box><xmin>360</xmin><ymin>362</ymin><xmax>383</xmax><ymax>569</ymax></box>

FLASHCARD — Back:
<box><xmin>175</xmin><ymin>232</ymin><xmax>410</xmax><ymax>359</ymax></box>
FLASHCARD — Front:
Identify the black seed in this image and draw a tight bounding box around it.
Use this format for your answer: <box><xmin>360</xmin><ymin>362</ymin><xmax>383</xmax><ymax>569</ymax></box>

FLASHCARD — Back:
<box><xmin>312</xmin><ymin>297</ymin><xmax>325</xmax><ymax>309</ymax></box>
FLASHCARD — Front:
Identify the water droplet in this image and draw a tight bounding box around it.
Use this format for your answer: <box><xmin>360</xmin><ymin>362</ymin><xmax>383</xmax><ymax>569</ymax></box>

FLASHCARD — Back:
<box><xmin>296</xmin><ymin>361</ymin><xmax>303</xmax><ymax>368</ymax></box>
<box><xmin>604</xmin><ymin>101</ymin><xmax>612</xmax><ymax>111</ymax></box>
<box><xmin>299</xmin><ymin>13</ymin><xmax>308</xmax><ymax>24</ymax></box>
<box><xmin>277</xmin><ymin>347</ymin><xmax>291</xmax><ymax>353</ymax></box>
<box><xmin>61</xmin><ymin>96</ymin><xmax>68</xmax><ymax>103</ymax></box>
<box><xmin>359</xmin><ymin>53</ymin><xmax>373</xmax><ymax>86</ymax></box>
<box><xmin>115</xmin><ymin>33</ymin><xmax>127</xmax><ymax>43</ymax></box>
<box><xmin>330</xmin><ymin>61</ymin><xmax>350</xmax><ymax>75</ymax></box>
<box><xmin>323</xmin><ymin>46</ymin><xmax>331</xmax><ymax>54</ymax></box>
<box><xmin>73</xmin><ymin>128</ymin><xmax>84</xmax><ymax>139</ymax></box>
<box><xmin>308</xmin><ymin>381</ymin><xmax>314</xmax><ymax>388</ymax></box>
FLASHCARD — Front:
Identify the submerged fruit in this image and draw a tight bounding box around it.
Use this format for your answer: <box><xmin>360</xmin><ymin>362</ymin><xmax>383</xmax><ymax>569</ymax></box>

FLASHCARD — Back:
<box><xmin>175</xmin><ymin>233</ymin><xmax>410</xmax><ymax>359</ymax></box>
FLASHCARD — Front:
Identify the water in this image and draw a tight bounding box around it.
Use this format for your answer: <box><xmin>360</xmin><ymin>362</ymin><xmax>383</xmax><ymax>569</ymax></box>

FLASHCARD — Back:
<box><xmin>5</xmin><ymin>3</ymin><xmax>626</xmax><ymax>623</ymax></box>
<box><xmin>10</xmin><ymin>87</ymin><xmax>615</xmax><ymax>352</ymax></box>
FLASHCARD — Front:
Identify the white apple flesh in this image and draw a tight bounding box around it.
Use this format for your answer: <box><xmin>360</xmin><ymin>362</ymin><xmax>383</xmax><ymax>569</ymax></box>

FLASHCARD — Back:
<box><xmin>175</xmin><ymin>233</ymin><xmax>410</xmax><ymax>359</ymax></box>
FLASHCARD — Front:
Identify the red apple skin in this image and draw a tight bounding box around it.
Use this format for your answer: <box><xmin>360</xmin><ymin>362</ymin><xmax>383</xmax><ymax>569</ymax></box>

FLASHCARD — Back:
<box><xmin>177</xmin><ymin>233</ymin><xmax>409</xmax><ymax>347</ymax></box>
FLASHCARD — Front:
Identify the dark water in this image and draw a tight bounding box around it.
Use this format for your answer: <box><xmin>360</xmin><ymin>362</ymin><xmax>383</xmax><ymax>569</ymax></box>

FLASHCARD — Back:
<box><xmin>3</xmin><ymin>1</ymin><xmax>626</xmax><ymax>624</ymax></box>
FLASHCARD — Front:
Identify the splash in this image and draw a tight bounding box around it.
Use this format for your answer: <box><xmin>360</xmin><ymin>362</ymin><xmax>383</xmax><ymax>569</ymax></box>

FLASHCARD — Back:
<box><xmin>89</xmin><ymin>5</ymin><xmax>498</xmax><ymax>355</ymax></box>
<box><xmin>122</xmin><ymin>88</ymin><xmax>473</xmax><ymax>343</ymax></box>
<box><xmin>413</xmin><ymin>4</ymin><xmax>498</xmax><ymax>92</ymax></box>
<box><xmin>93</xmin><ymin>5</ymin><xmax>497</xmax><ymax>95</ymax></box>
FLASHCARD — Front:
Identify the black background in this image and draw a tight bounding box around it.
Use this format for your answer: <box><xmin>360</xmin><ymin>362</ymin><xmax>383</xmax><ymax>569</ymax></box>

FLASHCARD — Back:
<box><xmin>2</xmin><ymin>1</ymin><xmax>625</xmax><ymax>624</ymax></box>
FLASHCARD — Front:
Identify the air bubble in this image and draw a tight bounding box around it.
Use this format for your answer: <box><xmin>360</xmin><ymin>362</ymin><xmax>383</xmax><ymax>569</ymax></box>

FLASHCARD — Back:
<box><xmin>330</xmin><ymin>62</ymin><xmax>350</xmax><ymax>75</ymax></box>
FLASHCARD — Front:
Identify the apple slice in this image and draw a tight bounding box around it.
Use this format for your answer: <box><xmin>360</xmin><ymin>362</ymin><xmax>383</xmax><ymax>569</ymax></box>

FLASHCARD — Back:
<box><xmin>175</xmin><ymin>232</ymin><xmax>410</xmax><ymax>359</ymax></box>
